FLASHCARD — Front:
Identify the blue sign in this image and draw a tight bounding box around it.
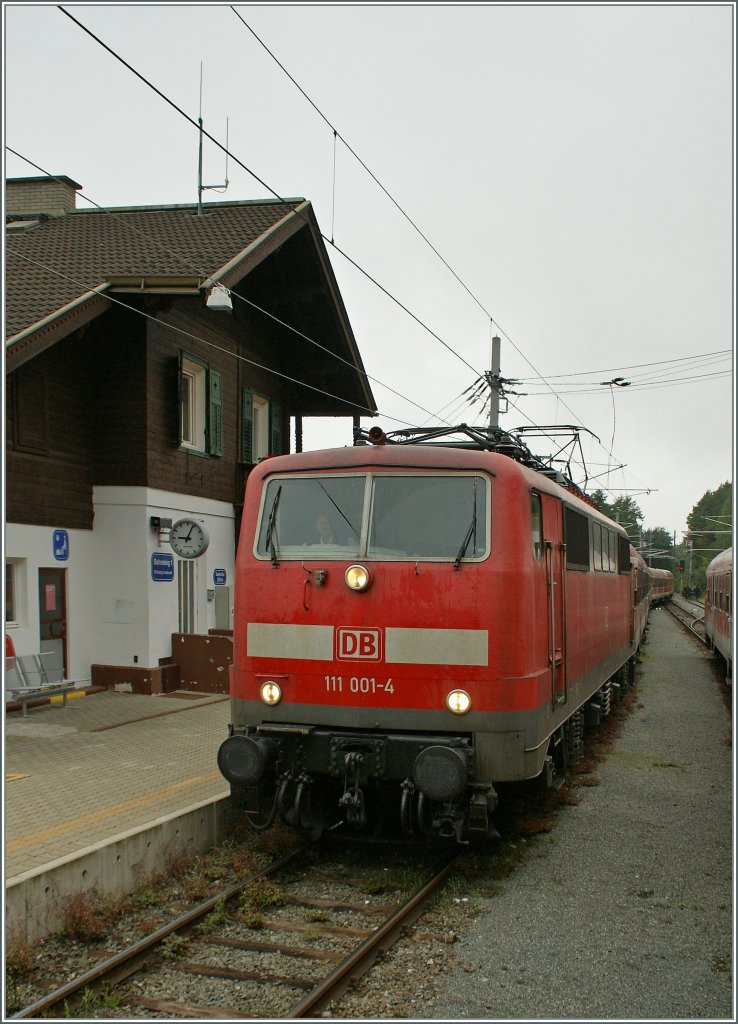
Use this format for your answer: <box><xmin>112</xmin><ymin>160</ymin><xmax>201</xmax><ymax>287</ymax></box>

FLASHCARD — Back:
<box><xmin>213</xmin><ymin>569</ymin><xmax>227</xmax><ymax>586</ymax></box>
<box><xmin>151</xmin><ymin>552</ymin><xmax>175</xmax><ymax>582</ymax></box>
<box><xmin>53</xmin><ymin>530</ymin><xmax>69</xmax><ymax>561</ymax></box>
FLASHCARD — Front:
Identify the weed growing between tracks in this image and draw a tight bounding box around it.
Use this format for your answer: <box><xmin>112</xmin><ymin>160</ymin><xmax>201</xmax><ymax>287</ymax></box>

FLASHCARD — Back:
<box><xmin>3</xmin><ymin>824</ymin><xmax>301</xmax><ymax>1015</ymax></box>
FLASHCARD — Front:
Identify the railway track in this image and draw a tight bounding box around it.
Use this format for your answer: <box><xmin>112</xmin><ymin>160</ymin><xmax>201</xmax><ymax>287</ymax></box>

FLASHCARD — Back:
<box><xmin>12</xmin><ymin>842</ymin><xmax>456</xmax><ymax>1019</ymax></box>
<box><xmin>663</xmin><ymin>598</ymin><xmax>707</xmax><ymax>644</ymax></box>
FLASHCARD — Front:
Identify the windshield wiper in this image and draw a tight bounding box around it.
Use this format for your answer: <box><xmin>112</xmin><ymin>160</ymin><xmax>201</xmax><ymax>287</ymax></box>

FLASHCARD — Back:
<box><xmin>265</xmin><ymin>485</ymin><xmax>282</xmax><ymax>567</ymax></box>
<box><xmin>453</xmin><ymin>480</ymin><xmax>477</xmax><ymax>570</ymax></box>
<box><xmin>317</xmin><ymin>481</ymin><xmax>359</xmax><ymax>538</ymax></box>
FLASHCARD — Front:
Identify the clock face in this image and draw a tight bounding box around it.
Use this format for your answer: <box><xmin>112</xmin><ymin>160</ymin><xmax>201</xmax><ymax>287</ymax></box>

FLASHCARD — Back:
<box><xmin>169</xmin><ymin>518</ymin><xmax>210</xmax><ymax>559</ymax></box>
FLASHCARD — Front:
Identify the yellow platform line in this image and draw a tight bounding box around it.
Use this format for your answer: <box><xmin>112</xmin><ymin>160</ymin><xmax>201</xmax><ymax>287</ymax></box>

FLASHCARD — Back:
<box><xmin>6</xmin><ymin>773</ymin><xmax>30</xmax><ymax>782</ymax></box>
<box><xmin>7</xmin><ymin>770</ymin><xmax>223</xmax><ymax>854</ymax></box>
<box><xmin>49</xmin><ymin>690</ymin><xmax>86</xmax><ymax>704</ymax></box>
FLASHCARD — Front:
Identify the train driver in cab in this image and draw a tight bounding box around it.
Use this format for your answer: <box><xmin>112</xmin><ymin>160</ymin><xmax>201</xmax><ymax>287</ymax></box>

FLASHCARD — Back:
<box><xmin>314</xmin><ymin>513</ymin><xmax>337</xmax><ymax>545</ymax></box>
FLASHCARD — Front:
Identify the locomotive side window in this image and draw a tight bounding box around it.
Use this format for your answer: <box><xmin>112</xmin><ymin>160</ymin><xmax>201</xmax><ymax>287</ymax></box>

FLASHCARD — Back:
<box><xmin>564</xmin><ymin>507</ymin><xmax>590</xmax><ymax>571</ymax></box>
<box><xmin>530</xmin><ymin>493</ymin><xmax>543</xmax><ymax>560</ymax></box>
<box><xmin>597</xmin><ymin>526</ymin><xmax>615</xmax><ymax>572</ymax></box>
<box><xmin>618</xmin><ymin>534</ymin><xmax>631</xmax><ymax>574</ymax></box>
<box><xmin>592</xmin><ymin>523</ymin><xmax>603</xmax><ymax>571</ymax></box>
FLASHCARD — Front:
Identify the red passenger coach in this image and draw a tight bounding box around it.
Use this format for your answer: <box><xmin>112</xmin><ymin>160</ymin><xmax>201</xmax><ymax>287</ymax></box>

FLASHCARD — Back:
<box><xmin>704</xmin><ymin>547</ymin><xmax>732</xmax><ymax>680</ymax></box>
<box><xmin>631</xmin><ymin>547</ymin><xmax>652</xmax><ymax>648</ymax></box>
<box><xmin>648</xmin><ymin>567</ymin><xmax>675</xmax><ymax>606</ymax></box>
<box><xmin>218</xmin><ymin>426</ymin><xmax>645</xmax><ymax>842</ymax></box>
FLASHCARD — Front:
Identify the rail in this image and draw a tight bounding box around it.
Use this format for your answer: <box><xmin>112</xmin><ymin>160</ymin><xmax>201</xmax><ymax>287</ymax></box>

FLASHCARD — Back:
<box><xmin>12</xmin><ymin>845</ymin><xmax>456</xmax><ymax>1020</ymax></box>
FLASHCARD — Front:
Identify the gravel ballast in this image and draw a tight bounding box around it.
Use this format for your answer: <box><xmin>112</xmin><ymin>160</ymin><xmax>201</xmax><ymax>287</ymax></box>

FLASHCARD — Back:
<box><xmin>423</xmin><ymin>607</ymin><xmax>733</xmax><ymax>1020</ymax></box>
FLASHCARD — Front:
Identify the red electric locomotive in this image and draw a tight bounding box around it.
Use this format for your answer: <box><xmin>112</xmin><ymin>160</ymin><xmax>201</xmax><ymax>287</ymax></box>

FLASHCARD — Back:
<box><xmin>218</xmin><ymin>426</ymin><xmax>645</xmax><ymax>842</ymax></box>
<box><xmin>704</xmin><ymin>547</ymin><xmax>732</xmax><ymax>680</ymax></box>
<box><xmin>648</xmin><ymin>566</ymin><xmax>675</xmax><ymax>606</ymax></box>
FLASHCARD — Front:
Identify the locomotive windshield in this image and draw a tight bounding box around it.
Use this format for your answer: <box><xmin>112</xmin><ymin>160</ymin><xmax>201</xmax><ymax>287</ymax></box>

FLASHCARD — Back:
<box><xmin>255</xmin><ymin>473</ymin><xmax>488</xmax><ymax>562</ymax></box>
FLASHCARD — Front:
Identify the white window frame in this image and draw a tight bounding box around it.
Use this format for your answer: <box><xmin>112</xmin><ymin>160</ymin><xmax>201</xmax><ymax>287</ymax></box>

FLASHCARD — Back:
<box><xmin>180</xmin><ymin>357</ymin><xmax>207</xmax><ymax>452</ymax></box>
<box><xmin>252</xmin><ymin>394</ymin><xmax>270</xmax><ymax>462</ymax></box>
<box><xmin>5</xmin><ymin>559</ymin><xmax>25</xmax><ymax>628</ymax></box>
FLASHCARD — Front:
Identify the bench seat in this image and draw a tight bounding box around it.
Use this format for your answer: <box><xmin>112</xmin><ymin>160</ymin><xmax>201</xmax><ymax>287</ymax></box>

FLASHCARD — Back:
<box><xmin>5</xmin><ymin>653</ymin><xmax>76</xmax><ymax>718</ymax></box>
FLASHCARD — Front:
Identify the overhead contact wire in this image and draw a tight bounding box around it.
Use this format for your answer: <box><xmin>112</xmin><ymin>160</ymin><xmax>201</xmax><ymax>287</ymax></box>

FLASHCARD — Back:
<box><xmin>56</xmin><ymin>5</ymin><xmax>483</xmax><ymax>382</ymax></box>
<box><xmin>6</xmin><ymin>149</ymin><xmax>451</xmax><ymax>427</ymax></box>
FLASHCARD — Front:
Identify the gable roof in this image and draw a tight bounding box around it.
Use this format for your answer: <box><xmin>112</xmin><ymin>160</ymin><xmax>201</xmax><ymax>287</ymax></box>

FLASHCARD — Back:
<box><xmin>4</xmin><ymin>187</ymin><xmax>377</xmax><ymax>416</ymax></box>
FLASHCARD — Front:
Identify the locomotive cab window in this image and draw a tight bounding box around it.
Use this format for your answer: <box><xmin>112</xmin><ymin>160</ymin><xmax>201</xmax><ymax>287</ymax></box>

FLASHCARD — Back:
<box><xmin>255</xmin><ymin>472</ymin><xmax>489</xmax><ymax>562</ymax></box>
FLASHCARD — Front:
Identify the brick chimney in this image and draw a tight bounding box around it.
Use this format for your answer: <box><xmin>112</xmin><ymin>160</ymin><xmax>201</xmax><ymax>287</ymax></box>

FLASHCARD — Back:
<box><xmin>5</xmin><ymin>175</ymin><xmax>82</xmax><ymax>217</ymax></box>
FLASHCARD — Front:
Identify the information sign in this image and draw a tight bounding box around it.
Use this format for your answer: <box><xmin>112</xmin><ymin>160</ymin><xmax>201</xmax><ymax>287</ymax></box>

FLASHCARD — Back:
<box><xmin>151</xmin><ymin>552</ymin><xmax>175</xmax><ymax>582</ymax></box>
<box><xmin>53</xmin><ymin>530</ymin><xmax>69</xmax><ymax>561</ymax></box>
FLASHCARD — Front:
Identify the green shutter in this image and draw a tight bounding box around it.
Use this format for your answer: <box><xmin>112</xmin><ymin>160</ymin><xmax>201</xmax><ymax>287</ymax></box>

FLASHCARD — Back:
<box><xmin>241</xmin><ymin>388</ymin><xmax>254</xmax><ymax>463</ymax></box>
<box><xmin>270</xmin><ymin>402</ymin><xmax>282</xmax><ymax>456</ymax></box>
<box><xmin>177</xmin><ymin>351</ymin><xmax>186</xmax><ymax>447</ymax></box>
<box><xmin>207</xmin><ymin>370</ymin><xmax>223</xmax><ymax>456</ymax></box>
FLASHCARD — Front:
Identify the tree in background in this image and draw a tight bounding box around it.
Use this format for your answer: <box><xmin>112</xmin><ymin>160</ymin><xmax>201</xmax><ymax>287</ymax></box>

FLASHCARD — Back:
<box><xmin>641</xmin><ymin>527</ymin><xmax>674</xmax><ymax>570</ymax></box>
<box><xmin>589</xmin><ymin>490</ymin><xmax>644</xmax><ymax>544</ymax></box>
<box><xmin>588</xmin><ymin>491</ymin><xmax>675</xmax><ymax>569</ymax></box>
<box><xmin>585</xmin><ymin>484</ymin><xmax>732</xmax><ymax>590</ymax></box>
<box><xmin>680</xmin><ymin>481</ymin><xmax>733</xmax><ymax>594</ymax></box>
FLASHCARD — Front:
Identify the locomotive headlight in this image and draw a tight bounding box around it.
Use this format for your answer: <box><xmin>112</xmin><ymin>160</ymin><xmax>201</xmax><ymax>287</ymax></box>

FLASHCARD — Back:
<box><xmin>260</xmin><ymin>680</ymin><xmax>282</xmax><ymax>705</ymax></box>
<box><xmin>446</xmin><ymin>689</ymin><xmax>472</xmax><ymax>714</ymax></box>
<box><xmin>345</xmin><ymin>564</ymin><xmax>371</xmax><ymax>591</ymax></box>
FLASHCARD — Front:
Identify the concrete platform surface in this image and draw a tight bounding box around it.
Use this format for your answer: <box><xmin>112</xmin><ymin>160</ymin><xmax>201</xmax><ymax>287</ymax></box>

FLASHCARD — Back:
<box><xmin>4</xmin><ymin>689</ymin><xmax>232</xmax><ymax>940</ymax></box>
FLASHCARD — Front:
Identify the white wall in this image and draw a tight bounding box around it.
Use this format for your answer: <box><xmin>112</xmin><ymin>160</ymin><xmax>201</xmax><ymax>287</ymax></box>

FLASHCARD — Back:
<box><xmin>5</xmin><ymin>487</ymin><xmax>235</xmax><ymax>683</ymax></box>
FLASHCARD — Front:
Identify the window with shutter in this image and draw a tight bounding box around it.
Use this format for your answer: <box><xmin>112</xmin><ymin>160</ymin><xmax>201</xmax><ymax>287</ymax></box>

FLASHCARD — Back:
<box><xmin>179</xmin><ymin>352</ymin><xmax>222</xmax><ymax>456</ymax></box>
<box><xmin>179</xmin><ymin>354</ymin><xmax>207</xmax><ymax>452</ymax></box>
<box><xmin>253</xmin><ymin>395</ymin><xmax>269</xmax><ymax>462</ymax></box>
<box><xmin>207</xmin><ymin>370</ymin><xmax>223</xmax><ymax>456</ymax></box>
<box><xmin>270</xmin><ymin>402</ymin><xmax>282</xmax><ymax>456</ymax></box>
<box><xmin>241</xmin><ymin>389</ymin><xmax>254</xmax><ymax>463</ymax></box>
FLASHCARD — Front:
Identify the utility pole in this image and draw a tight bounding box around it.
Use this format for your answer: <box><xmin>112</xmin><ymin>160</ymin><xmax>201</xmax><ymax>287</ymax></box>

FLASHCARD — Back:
<box><xmin>687</xmin><ymin>538</ymin><xmax>693</xmax><ymax>588</ymax></box>
<box><xmin>486</xmin><ymin>335</ymin><xmax>501</xmax><ymax>429</ymax></box>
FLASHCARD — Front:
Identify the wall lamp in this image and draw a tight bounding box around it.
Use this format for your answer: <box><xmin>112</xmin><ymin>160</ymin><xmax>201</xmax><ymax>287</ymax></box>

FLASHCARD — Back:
<box><xmin>206</xmin><ymin>283</ymin><xmax>233</xmax><ymax>313</ymax></box>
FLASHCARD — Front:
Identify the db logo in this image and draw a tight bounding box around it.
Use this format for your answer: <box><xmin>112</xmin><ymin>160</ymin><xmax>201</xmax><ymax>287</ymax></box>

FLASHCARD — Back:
<box><xmin>336</xmin><ymin>627</ymin><xmax>382</xmax><ymax>662</ymax></box>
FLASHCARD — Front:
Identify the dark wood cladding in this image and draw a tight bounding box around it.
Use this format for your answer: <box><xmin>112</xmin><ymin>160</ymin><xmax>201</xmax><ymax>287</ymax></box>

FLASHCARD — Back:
<box><xmin>88</xmin><ymin>306</ymin><xmax>148</xmax><ymax>486</ymax></box>
<box><xmin>5</xmin><ymin>332</ymin><xmax>96</xmax><ymax>528</ymax></box>
<box><xmin>5</xmin><ymin>293</ymin><xmax>291</xmax><ymax>528</ymax></box>
<box><xmin>146</xmin><ymin>301</ymin><xmax>242</xmax><ymax>504</ymax></box>
<box><xmin>5</xmin><ymin>231</ymin><xmax>367</xmax><ymax>531</ymax></box>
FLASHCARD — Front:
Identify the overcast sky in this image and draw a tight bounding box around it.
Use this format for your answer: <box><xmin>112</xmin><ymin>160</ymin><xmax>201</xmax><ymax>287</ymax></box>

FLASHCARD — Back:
<box><xmin>3</xmin><ymin>3</ymin><xmax>734</xmax><ymax>540</ymax></box>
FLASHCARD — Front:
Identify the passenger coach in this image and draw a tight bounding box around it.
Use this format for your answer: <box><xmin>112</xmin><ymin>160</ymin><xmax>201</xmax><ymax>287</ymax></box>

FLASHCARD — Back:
<box><xmin>705</xmin><ymin>547</ymin><xmax>732</xmax><ymax>680</ymax></box>
<box><xmin>218</xmin><ymin>426</ymin><xmax>647</xmax><ymax>842</ymax></box>
<box><xmin>648</xmin><ymin>567</ymin><xmax>674</xmax><ymax>606</ymax></box>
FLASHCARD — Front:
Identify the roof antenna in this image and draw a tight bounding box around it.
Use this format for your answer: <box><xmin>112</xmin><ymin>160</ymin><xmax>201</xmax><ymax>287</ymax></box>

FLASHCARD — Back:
<box><xmin>197</xmin><ymin>63</ymin><xmax>229</xmax><ymax>217</ymax></box>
